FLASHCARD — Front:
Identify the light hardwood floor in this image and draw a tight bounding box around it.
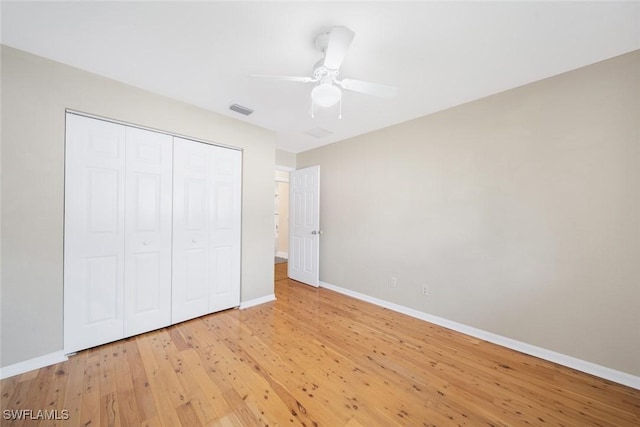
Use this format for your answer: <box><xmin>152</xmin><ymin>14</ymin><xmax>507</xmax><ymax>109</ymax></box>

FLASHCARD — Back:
<box><xmin>1</xmin><ymin>263</ymin><xmax>639</xmax><ymax>426</ymax></box>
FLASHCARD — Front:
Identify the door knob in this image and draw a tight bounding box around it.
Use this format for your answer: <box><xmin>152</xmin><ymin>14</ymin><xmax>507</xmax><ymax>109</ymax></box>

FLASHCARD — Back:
<box><xmin>142</xmin><ymin>241</ymin><xmax>149</xmax><ymax>246</ymax></box>
<box><xmin>311</xmin><ymin>230</ymin><xmax>323</xmax><ymax>235</ymax></box>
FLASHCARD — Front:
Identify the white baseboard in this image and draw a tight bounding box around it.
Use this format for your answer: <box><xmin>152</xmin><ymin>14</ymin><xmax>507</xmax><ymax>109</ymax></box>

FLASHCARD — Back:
<box><xmin>0</xmin><ymin>351</ymin><xmax>68</xmax><ymax>380</ymax></box>
<box><xmin>240</xmin><ymin>294</ymin><xmax>276</xmax><ymax>309</ymax></box>
<box><xmin>276</xmin><ymin>252</ymin><xmax>288</xmax><ymax>259</ymax></box>
<box><xmin>320</xmin><ymin>281</ymin><xmax>640</xmax><ymax>390</ymax></box>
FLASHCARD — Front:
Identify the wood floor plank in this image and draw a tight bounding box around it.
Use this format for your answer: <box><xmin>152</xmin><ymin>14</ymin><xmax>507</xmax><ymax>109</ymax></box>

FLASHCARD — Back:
<box><xmin>135</xmin><ymin>333</ymin><xmax>185</xmax><ymax>427</ymax></box>
<box><xmin>111</xmin><ymin>342</ymin><xmax>140</xmax><ymax>426</ymax></box>
<box><xmin>146</xmin><ymin>331</ymin><xmax>190</xmax><ymax>410</ymax></box>
<box><xmin>78</xmin><ymin>352</ymin><xmax>101</xmax><ymax>427</ymax></box>
<box><xmin>39</xmin><ymin>362</ymin><xmax>71</xmax><ymax>427</ymax></box>
<box><xmin>0</xmin><ymin>262</ymin><xmax>638</xmax><ymax>426</ymax></box>
<box><xmin>175</xmin><ymin>400</ymin><xmax>202</xmax><ymax>427</ymax></box>
<box><xmin>22</xmin><ymin>366</ymin><xmax>54</xmax><ymax>419</ymax></box>
<box><xmin>60</xmin><ymin>351</ymin><xmax>85</xmax><ymax>427</ymax></box>
<box><xmin>181</xmin><ymin>386</ymin><xmax>218</xmax><ymax>426</ymax></box>
<box><xmin>99</xmin><ymin>391</ymin><xmax>121</xmax><ymax>427</ymax></box>
<box><xmin>178</xmin><ymin>347</ymin><xmax>235</xmax><ymax>421</ymax></box>
<box><xmin>123</xmin><ymin>337</ymin><xmax>157</xmax><ymax>423</ymax></box>
<box><xmin>1</xmin><ymin>380</ymin><xmax>32</xmax><ymax>427</ymax></box>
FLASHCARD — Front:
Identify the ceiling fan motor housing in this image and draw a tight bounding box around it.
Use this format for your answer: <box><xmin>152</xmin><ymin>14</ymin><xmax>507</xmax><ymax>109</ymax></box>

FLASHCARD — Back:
<box><xmin>313</xmin><ymin>60</ymin><xmax>339</xmax><ymax>82</ymax></box>
<box><xmin>314</xmin><ymin>31</ymin><xmax>331</xmax><ymax>53</ymax></box>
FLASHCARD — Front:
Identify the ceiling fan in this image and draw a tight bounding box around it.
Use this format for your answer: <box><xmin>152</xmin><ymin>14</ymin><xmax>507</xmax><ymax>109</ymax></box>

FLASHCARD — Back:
<box><xmin>251</xmin><ymin>26</ymin><xmax>397</xmax><ymax>118</ymax></box>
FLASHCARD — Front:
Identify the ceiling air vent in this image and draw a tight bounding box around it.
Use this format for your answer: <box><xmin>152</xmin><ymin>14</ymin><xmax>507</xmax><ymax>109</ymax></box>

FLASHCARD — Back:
<box><xmin>229</xmin><ymin>103</ymin><xmax>254</xmax><ymax>116</ymax></box>
<box><xmin>305</xmin><ymin>127</ymin><xmax>333</xmax><ymax>138</ymax></box>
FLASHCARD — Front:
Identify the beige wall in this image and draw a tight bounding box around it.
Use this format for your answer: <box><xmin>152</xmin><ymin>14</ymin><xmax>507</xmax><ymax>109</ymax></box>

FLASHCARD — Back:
<box><xmin>298</xmin><ymin>51</ymin><xmax>640</xmax><ymax>376</ymax></box>
<box><xmin>275</xmin><ymin>149</ymin><xmax>296</xmax><ymax>169</ymax></box>
<box><xmin>0</xmin><ymin>46</ymin><xmax>276</xmax><ymax>367</ymax></box>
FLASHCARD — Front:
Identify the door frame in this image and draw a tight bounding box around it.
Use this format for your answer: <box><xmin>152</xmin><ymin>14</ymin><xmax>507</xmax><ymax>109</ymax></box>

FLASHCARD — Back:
<box><xmin>275</xmin><ymin>166</ymin><xmax>294</xmax><ymax>260</ymax></box>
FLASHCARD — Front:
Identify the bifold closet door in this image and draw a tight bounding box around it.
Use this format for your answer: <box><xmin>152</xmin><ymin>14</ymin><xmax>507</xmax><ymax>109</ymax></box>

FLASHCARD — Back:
<box><xmin>65</xmin><ymin>114</ymin><xmax>173</xmax><ymax>352</ymax></box>
<box><xmin>172</xmin><ymin>137</ymin><xmax>241</xmax><ymax>323</ymax></box>
<box><xmin>123</xmin><ymin>127</ymin><xmax>173</xmax><ymax>337</ymax></box>
<box><xmin>64</xmin><ymin>114</ymin><xmax>127</xmax><ymax>353</ymax></box>
<box><xmin>206</xmin><ymin>143</ymin><xmax>242</xmax><ymax>313</ymax></box>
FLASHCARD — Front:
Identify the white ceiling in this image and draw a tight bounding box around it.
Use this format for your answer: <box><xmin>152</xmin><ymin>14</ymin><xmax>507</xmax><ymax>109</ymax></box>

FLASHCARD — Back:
<box><xmin>2</xmin><ymin>1</ymin><xmax>639</xmax><ymax>153</ymax></box>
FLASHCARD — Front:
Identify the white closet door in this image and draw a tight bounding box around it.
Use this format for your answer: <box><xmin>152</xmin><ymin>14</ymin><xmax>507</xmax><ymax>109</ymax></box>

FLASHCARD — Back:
<box><xmin>172</xmin><ymin>138</ymin><xmax>211</xmax><ymax>323</ymax></box>
<box><xmin>172</xmin><ymin>138</ymin><xmax>242</xmax><ymax>323</ymax></box>
<box><xmin>123</xmin><ymin>127</ymin><xmax>173</xmax><ymax>337</ymax></box>
<box><xmin>64</xmin><ymin>114</ymin><xmax>126</xmax><ymax>353</ymax></box>
<box><xmin>66</xmin><ymin>114</ymin><xmax>242</xmax><ymax>350</ymax></box>
<box><xmin>208</xmin><ymin>145</ymin><xmax>242</xmax><ymax>312</ymax></box>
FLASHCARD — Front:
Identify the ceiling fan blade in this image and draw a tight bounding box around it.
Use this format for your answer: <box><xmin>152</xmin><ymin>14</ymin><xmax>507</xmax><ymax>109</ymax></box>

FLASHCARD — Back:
<box><xmin>323</xmin><ymin>26</ymin><xmax>355</xmax><ymax>70</ymax></box>
<box><xmin>250</xmin><ymin>74</ymin><xmax>316</xmax><ymax>83</ymax></box>
<box><xmin>339</xmin><ymin>78</ymin><xmax>398</xmax><ymax>99</ymax></box>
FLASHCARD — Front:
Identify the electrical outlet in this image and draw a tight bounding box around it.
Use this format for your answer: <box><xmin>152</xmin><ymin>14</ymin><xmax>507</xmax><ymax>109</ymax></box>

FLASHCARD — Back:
<box><xmin>422</xmin><ymin>284</ymin><xmax>429</xmax><ymax>296</ymax></box>
<box><xmin>390</xmin><ymin>277</ymin><xmax>398</xmax><ymax>288</ymax></box>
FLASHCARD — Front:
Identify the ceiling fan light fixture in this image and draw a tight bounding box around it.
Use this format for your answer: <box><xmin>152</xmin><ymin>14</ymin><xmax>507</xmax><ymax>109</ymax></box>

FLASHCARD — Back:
<box><xmin>311</xmin><ymin>83</ymin><xmax>341</xmax><ymax>107</ymax></box>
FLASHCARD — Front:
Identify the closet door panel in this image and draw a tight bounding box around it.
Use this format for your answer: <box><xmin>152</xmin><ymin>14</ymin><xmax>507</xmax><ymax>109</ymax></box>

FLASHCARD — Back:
<box><xmin>209</xmin><ymin>146</ymin><xmax>242</xmax><ymax>312</ymax></box>
<box><xmin>64</xmin><ymin>114</ymin><xmax>126</xmax><ymax>353</ymax></box>
<box><xmin>85</xmin><ymin>256</ymin><xmax>120</xmax><ymax>321</ymax></box>
<box><xmin>123</xmin><ymin>127</ymin><xmax>173</xmax><ymax>337</ymax></box>
<box><xmin>172</xmin><ymin>138</ymin><xmax>211</xmax><ymax>323</ymax></box>
<box><xmin>185</xmin><ymin>248</ymin><xmax>208</xmax><ymax>299</ymax></box>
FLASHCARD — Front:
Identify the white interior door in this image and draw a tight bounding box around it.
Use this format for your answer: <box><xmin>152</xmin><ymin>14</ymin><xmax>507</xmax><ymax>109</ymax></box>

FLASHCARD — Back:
<box><xmin>208</xmin><ymin>145</ymin><xmax>242</xmax><ymax>313</ymax></box>
<box><xmin>172</xmin><ymin>138</ymin><xmax>211</xmax><ymax>323</ymax></box>
<box><xmin>288</xmin><ymin>166</ymin><xmax>320</xmax><ymax>286</ymax></box>
<box><xmin>123</xmin><ymin>127</ymin><xmax>173</xmax><ymax>337</ymax></box>
<box><xmin>64</xmin><ymin>114</ymin><xmax>126</xmax><ymax>353</ymax></box>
